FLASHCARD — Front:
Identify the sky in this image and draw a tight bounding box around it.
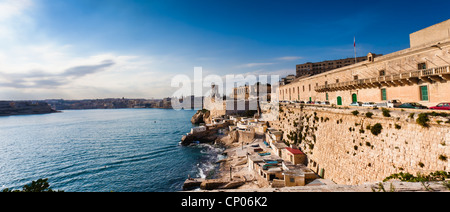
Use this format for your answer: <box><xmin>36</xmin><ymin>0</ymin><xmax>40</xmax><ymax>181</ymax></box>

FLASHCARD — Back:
<box><xmin>0</xmin><ymin>0</ymin><xmax>449</xmax><ymax>100</ymax></box>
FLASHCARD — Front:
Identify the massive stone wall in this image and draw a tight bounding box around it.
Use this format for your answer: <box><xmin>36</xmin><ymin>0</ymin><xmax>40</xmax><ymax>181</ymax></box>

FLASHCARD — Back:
<box><xmin>270</xmin><ymin>105</ymin><xmax>450</xmax><ymax>185</ymax></box>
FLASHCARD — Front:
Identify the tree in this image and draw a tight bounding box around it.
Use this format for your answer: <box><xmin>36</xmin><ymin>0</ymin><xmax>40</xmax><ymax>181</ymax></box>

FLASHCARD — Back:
<box><xmin>2</xmin><ymin>178</ymin><xmax>63</xmax><ymax>192</ymax></box>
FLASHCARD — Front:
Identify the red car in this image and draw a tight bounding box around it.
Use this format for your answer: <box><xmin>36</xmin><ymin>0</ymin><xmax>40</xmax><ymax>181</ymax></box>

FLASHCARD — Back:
<box><xmin>430</xmin><ymin>103</ymin><xmax>450</xmax><ymax>110</ymax></box>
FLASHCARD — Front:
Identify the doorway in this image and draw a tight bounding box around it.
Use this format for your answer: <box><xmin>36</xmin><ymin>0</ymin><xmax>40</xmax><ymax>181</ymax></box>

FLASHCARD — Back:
<box><xmin>352</xmin><ymin>94</ymin><xmax>357</xmax><ymax>103</ymax></box>
<box><xmin>337</xmin><ymin>96</ymin><xmax>342</xmax><ymax>105</ymax></box>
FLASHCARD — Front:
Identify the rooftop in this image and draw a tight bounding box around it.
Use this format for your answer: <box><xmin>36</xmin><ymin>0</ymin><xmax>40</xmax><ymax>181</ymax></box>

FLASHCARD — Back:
<box><xmin>285</xmin><ymin>147</ymin><xmax>304</xmax><ymax>155</ymax></box>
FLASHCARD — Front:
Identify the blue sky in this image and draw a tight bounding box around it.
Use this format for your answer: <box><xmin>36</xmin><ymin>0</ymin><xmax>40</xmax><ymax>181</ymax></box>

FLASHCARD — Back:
<box><xmin>0</xmin><ymin>0</ymin><xmax>449</xmax><ymax>99</ymax></box>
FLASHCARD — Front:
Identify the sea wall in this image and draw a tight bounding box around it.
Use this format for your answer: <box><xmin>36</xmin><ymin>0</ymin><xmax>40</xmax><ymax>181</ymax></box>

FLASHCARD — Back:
<box><xmin>270</xmin><ymin>104</ymin><xmax>450</xmax><ymax>185</ymax></box>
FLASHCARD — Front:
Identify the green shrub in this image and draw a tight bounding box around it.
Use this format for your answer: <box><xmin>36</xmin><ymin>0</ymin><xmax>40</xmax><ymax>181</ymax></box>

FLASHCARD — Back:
<box><xmin>416</xmin><ymin>113</ymin><xmax>430</xmax><ymax>128</ymax></box>
<box><xmin>382</xmin><ymin>108</ymin><xmax>391</xmax><ymax>117</ymax></box>
<box><xmin>383</xmin><ymin>171</ymin><xmax>450</xmax><ymax>182</ymax></box>
<box><xmin>351</xmin><ymin>110</ymin><xmax>359</xmax><ymax>116</ymax></box>
<box><xmin>365</xmin><ymin>112</ymin><xmax>374</xmax><ymax>118</ymax></box>
<box><xmin>395</xmin><ymin>124</ymin><xmax>401</xmax><ymax>129</ymax></box>
<box><xmin>370</xmin><ymin>123</ymin><xmax>383</xmax><ymax>136</ymax></box>
<box><xmin>418</xmin><ymin>162</ymin><xmax>425</xmax><ymax>168</ymax></box>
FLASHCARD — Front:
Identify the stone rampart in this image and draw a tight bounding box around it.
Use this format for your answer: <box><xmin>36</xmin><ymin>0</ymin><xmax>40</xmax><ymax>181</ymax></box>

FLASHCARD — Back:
<box><xmin>270</xmin><ymin>104</ymin><xmax>450</xmax><ymax>185</ymax></box>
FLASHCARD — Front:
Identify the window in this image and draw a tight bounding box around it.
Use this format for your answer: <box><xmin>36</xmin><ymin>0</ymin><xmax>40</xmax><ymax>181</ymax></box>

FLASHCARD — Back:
<box><xmin>336</xmin><ymin>79</ymin><xmax>339</xmax><ymax>83</ymax></box>
<box><xmin>381</xmin><ymin>88</ymin><xmax>387</xmax><ymax>101</ymax></box>
<box><xmin>309</xmin><ymin>84</ymin><xmax>311</xmax><ymax>91</ymax></box>
<box><xmin>290</xmin><ymin>178</ymin><xmax>295</xmax><ymax>183</ymax></box>
<box><xmin>303</xmin><ymin>85</ymin><xmax>305</xmax><ymax>92</ymax></box>
<box><xmin>420</xmin><ymin>86</ymin><xmax>429</xmax><ymax>101</ymax></box>
<box><xmin>326</xmin><ymin>93</ymin><xmax>329</xmax><ymax>101</ymax></box>
<box><xmin>353</xmin><ymin>75</ymin><xmax>359</xmax><ymax>80</ymax></box>
<box><xmin>379</xmin><ymin>70</ymin><xmax>386</xmax><ymax>76</ymax></box>
<box><xmin>418</xmin><ymin>63</ymin><xmax>427</xmax><ymax>70</ymax></box>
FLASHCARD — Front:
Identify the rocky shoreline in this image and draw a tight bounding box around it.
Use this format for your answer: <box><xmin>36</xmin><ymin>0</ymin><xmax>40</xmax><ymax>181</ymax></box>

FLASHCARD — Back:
<box><xmin>181</xmin><ymin>111</ymin><xmax>266</xmax><ymax>191</ymax></box>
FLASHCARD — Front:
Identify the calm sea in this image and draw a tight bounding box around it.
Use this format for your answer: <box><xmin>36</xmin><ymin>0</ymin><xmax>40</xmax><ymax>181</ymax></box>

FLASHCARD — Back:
<box><xmin>0</xmin><ymin>109</ymin><xmax>223</xmax><ymax>192</ymax></box>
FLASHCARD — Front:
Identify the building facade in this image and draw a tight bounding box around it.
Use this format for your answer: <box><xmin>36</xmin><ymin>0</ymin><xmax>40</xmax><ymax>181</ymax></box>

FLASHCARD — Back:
<box><xmin>280</xmin><ymin>19</ymin><xmax>450</xmax><ymax>107</ymax></box>
<box><xmin>296</xmin><ymin>54</ymin><xmax>381</xmax><ymax>78</ymax></box>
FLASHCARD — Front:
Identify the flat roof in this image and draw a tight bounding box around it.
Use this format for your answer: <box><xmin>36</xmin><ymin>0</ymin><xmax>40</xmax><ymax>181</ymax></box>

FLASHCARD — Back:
<box><xmin>285</xmin><ymin>147</ymin><xmax>304</xmax><ymax>155</ymax></box>
<box><xmin>272</xmin><ymin>142</ymin><xmax>288</xmax><ymax>149</ymax></box>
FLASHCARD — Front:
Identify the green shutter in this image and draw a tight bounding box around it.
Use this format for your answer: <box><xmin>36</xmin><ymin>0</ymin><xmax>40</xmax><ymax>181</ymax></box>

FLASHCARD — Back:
<box><xmin>326</xmin><ymin>93</ymin><xmax>329</xmax><ymax>101</ymax></box>
<box><xmin>381</xmin><ymin>89</ymin><xmax>387</xmax><ymax>101</ymax></box>
<box><xmin>420</xmin><ymin>86</ymin><xmax>428</xmax><ymax>101</ymax></box>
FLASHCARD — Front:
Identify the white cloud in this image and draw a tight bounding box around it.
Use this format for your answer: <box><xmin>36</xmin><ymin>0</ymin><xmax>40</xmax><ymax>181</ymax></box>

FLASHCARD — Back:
<box><xmin>276</xmin><ymin>56</ymin><xmax>303</xmax><ymax>61</ymax></box>
<box><xmin>0</xmin><ymin>0</ymin><xmax>181</xmax><ymax>100</ymax></box>
<box><xmin>0</xmin><ymin>0</ymin><xmax>32</xmax><ymax>21</ymax></box>
<box><xmin>237</xmin><ymin>63</ymin><xmax>275</xmax><ymax>68</ymax></box>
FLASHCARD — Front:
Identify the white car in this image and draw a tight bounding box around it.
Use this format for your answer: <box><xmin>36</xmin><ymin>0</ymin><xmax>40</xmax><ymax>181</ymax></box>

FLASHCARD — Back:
<box><xmin>362</xmin><ymin>102</ymin><xmax>377</xmax><ymax>107</ymax></box>
<box><xmin>387</xmin><ymin>100</ymin><xmax>402</xmax><ymax>108</ymax></box>
<box><xmin>349</xmin><ymin>102</ymin><xmax>363</xmax><ymax>106</ymax></box>
<box><xmin>377</xmin><ymin>100</ymin><xmax>402</xmax><ymax>108</ymax></box>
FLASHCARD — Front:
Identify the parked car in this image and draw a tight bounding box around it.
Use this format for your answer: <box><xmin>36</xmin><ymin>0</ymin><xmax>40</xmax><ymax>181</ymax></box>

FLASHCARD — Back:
<box><xmin>321</xmin><ymin>101</ymin><xmax>330</xmax><ymax>105</ymax></box>
<box><xmin>398</xmin><ymin>102</ymin><xmax>428</xmax><ymax>109</ymax></box>
<box><xmin>387</xmin><ymin>100</ymin><xmax>402</xmax><ymax>108</ymax></box>
<box><xmin>349</xmin><ymin>102</ymin><xmax>363</xmax><ymax>106</ymax></box>
<box><xmin>306</xmin><ymin>101</ymin><xmax>314</xmax><ymax>104</ymax></box>
<box><xmin>314</xmin><ymin>101</ymin><xmax>321</xmax><ymax>105</ymax></box>
<box><xmin>378</xmin><ymin>99</ymin><xmax>402</xmax><ymax>108</ymax></box>
<box><xmin>362</xmin><ymin>102</ymin><xmax>377</xmax><ymax>107</ymax></box>
<box><xmin>299</xmin><ymin>101</ymin><xmax>305</xmax><ymax>104</ymax></box>
<box><xmin>429</xmin><ymin>103</ymin><xmax>450</xmax><ymax>110</ymax></box>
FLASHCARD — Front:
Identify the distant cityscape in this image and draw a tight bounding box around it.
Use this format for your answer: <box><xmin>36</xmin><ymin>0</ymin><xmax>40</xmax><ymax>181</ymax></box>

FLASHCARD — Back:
<box><xmin>44</xmin><ymin>98</ymin><xmax>174</xmax><ymax>110</ymax></box>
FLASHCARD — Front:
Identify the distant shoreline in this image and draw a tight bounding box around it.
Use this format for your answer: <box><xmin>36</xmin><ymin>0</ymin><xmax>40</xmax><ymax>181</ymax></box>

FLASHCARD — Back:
<box><xmin>0</xmin><ymin>101</ymin><xmax>58</xmax><ymax>117</ymax></box>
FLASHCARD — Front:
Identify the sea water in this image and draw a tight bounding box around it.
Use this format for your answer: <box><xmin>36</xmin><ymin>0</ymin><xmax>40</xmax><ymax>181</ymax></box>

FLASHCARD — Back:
<box><xmin>0</xmin><ymin>109</ymin><xmax>223</xmax><ymax>192</ymax></box>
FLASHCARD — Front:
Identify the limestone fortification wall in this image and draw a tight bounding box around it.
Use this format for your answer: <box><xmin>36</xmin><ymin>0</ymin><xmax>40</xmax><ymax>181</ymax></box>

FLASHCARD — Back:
<box><xmin>270</xmin><ymin>105</ymin><xmax>450</xmax><ymax>185</ymax></box>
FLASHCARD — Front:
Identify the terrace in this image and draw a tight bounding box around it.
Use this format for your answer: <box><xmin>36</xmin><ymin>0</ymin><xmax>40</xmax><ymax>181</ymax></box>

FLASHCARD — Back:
<box><xmin>315</xmin><ymin>65</ymin><xmax>450</xmax><ymax>92</ymax></box>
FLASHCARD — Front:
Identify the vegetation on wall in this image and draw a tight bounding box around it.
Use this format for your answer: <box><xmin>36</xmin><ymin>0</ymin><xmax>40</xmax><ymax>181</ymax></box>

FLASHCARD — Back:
<box><xmin>416</xmin><ymin>113</ymin><xmax>430</xmax><ymax>128</ymax></box>
<box><xmin>369</xmin><ymin>123</ymin><xmax>383</xmax><ymax>136</ymax></box>
<box><xmin>382</xmin><ymin>108</ymin><xmax>391</xmax><ymax>117</ymax></box>
<box><xmin>365</xmin><ymin>112</ymin><xmax>374</xmax><ymax>118</ymax></box>
<box><xmin>383</xmin><ymin>171</ymin><xmax>450</xmax><ymax>183</ymax></box>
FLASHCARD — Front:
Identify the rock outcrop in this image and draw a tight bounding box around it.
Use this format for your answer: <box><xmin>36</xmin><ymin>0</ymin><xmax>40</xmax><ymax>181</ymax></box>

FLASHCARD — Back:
<box><xmin>180</xmin><ymin>128</ymin><xmax>219</xmax><ymax>146</ymax></box>
<box><xmin>191</xmin><ymin>110</ymin><xmax>211</xmax><ymax>124</ymax></box>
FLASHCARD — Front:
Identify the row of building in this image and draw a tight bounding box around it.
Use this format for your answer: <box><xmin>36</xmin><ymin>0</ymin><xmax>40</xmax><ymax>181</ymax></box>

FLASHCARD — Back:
<box><xmin>279</xmin><ymin>19</ymin><xmax>450</xmax><ymax>107</ymax></box>
<box><xmin>191</xmin><ymin>113</ymin><xmax>319</xmax><ymax>188</ymax></box>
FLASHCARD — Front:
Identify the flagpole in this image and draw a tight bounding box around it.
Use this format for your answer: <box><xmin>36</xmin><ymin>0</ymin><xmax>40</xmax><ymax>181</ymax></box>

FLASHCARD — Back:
<box><xmin>354</xmin><ymin>36</ymin><xmax>357</xmax><ymax>64</ymax></box>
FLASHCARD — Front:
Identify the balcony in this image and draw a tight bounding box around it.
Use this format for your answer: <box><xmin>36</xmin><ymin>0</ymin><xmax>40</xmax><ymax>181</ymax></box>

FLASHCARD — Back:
<box><xmin>315</xmin><ymin>65</ymin><xmax>450</xmax><ymax>92</ymax></box>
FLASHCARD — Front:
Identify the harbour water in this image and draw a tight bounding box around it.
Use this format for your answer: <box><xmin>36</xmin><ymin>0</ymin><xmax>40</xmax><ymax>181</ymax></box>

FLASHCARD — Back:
<box><xmin>0</xmin><ymin>109</ymin><xmax>223</xmax><ymax>192</ymax></box>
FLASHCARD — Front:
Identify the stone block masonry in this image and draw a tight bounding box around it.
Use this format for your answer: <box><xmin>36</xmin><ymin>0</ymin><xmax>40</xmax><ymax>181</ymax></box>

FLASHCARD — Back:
<box><xmin>270</xmin><ymin>104</ymin><xmax>450</xmax><ymax>185</ymax></box>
